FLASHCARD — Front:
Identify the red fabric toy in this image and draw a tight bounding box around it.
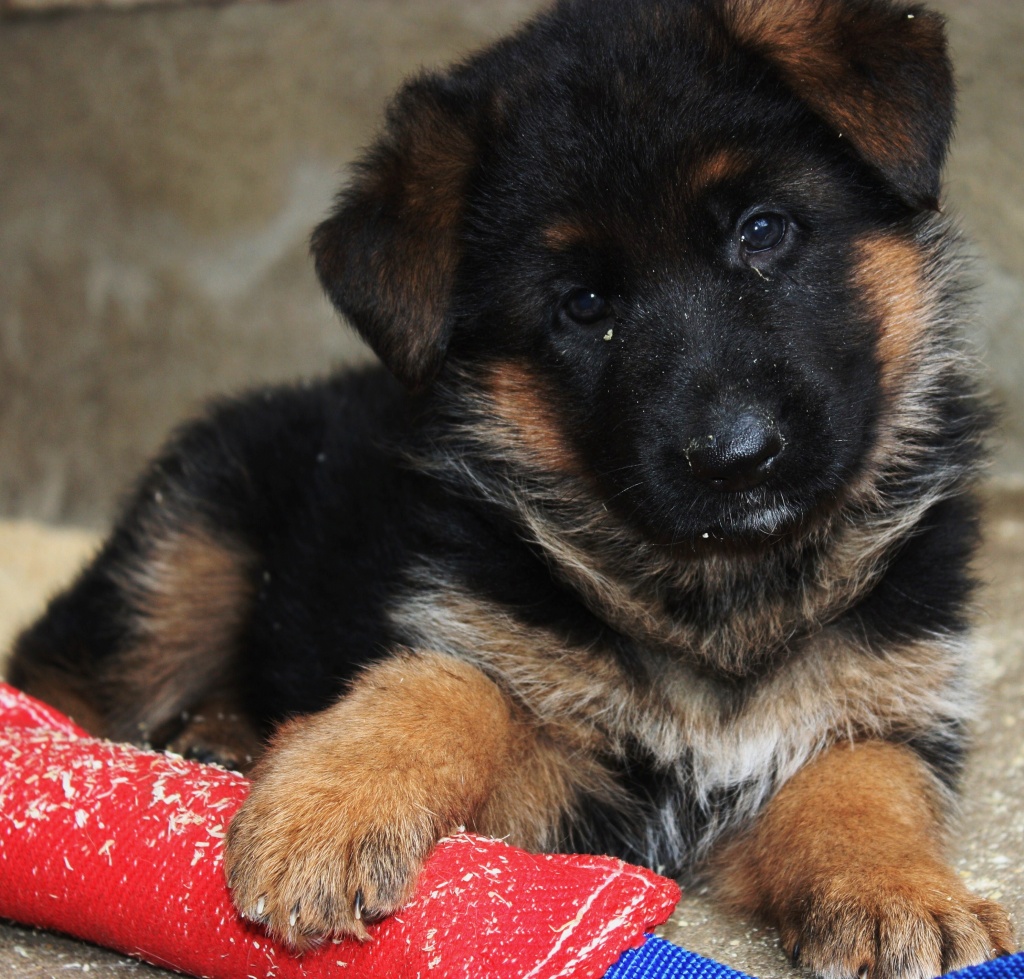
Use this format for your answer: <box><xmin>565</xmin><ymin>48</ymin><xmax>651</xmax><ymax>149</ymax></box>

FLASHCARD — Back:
<box><xmin>0</xmin><ymin>682</ymin><xmax>680</xmax><ymax>978</ymax></box>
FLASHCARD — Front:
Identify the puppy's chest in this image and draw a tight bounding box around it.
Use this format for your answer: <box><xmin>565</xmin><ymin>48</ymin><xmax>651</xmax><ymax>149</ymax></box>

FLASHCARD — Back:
<box><xmin>387</xmin><ymin>580</ymin><xmax>830</xmax><ymax>787</ymax></box>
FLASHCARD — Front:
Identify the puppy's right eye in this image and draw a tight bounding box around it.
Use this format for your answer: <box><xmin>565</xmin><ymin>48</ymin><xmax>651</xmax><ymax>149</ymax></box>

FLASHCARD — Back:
<box><xmin>738</xmin><ymin>212</ymin><xmax>787</xmax><ymax>253</ymax></box>
<box><xmin>561</xmin><ymin>290</ymin><xmax>611</xmax><ymax>325</ymax></box>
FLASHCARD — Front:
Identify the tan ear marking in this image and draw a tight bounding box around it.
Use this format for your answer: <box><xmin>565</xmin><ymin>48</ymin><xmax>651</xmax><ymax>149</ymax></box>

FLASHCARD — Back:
<box><xmin>312</xmin><ymin>78</ymin><xmax>479</xmax><ymax>390</ymax></box>
<box><xmin>724</xmin><ymin>0</ymin><xmax>953</xmax><ymax>208</ymax></box>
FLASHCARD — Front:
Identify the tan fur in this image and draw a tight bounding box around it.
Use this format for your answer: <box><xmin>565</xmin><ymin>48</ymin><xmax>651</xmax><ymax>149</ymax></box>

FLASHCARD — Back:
<box><xmin>855</xmin><ymin>233</ymin><xmax>933</xmax><ymax>393</ymax></box>
<box><xmin>542</xmin><ymin>218</ymin><xmax>591</xmax><ymax>252</ymax></box>
<box><xmin>390</xmin><ymin>583</ymin><xmax>634</xmax><ymax>740</ymax></box>
<box><xmin>712</xmin><ymin>741</ymin><xmax>1014</xmax><ymax>979</ymax></box>
<box><xmin>483</xmin><ymin>362</ymin><xmax>586</xmax><ymax>476</ymax></box>
<box><xmin>380</xmin><ymin>103</ymin><xmax>476</xmax><ymax>325</ymax></box>
<box><xmin>224</xmin><ymin>650</ymin><xmax>593</xmax><ymax>947</ymax></box>
<box><xmin>844</xmin><ymin>219</ymin><xmax>982</xmax><ymax>521</ymax></box>
<box><xmin>689</xmin><ymin>148</ymin><xmax>747</xmax><ymax>193</ymax></box>
<box><xmin>389</xmin><ymin>582</ymin><xmax>976</xmax><ymax>859</ymax></box>
<box><xmin>724</xmin><ymin>0</ymin><xmax>947</xmax><ymax>181</ymax></box>
<box><xmin>476</xmin><ymin>728</ymin><xmax>609</xmax><ymax>848</ymax></box>
<box><xmin>108</xmin><ymin>524</ymin><xmax>253</xmax><ymax>742</ymax></box>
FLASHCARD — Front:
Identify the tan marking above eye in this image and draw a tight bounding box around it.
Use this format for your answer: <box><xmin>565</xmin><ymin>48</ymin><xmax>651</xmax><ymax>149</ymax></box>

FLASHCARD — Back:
<box><xmin>541</xmin><ymin>219</ymin><xmax>590</xmax><ymax>252</ymax></box>
<box><xmin>689</xmin><ymin>148</ymin><xmax>748</xmax><ymax>193</ymax></box>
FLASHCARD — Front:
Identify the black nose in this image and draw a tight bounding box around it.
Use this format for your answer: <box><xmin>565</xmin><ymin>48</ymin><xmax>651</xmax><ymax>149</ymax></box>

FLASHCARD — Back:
<box><xmin>685</xmin><ymin>411</ymin><xmax>784</xmax><ymax>492</ymax></box>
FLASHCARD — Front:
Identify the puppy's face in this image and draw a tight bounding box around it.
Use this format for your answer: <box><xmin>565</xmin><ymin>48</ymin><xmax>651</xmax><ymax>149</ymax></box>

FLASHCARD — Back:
<box><xmin>313</xmin><ymin>0</ymin><xmax>954</xmax><ymax>548</ymax></box>
<box><xmin>454</xmin><ymin>78</ymin><xmax>905</xmax><ymax>545</ymax></box>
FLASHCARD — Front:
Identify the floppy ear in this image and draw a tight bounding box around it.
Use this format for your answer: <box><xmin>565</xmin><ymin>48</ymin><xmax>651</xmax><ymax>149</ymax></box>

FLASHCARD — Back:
<box><xmin>725</xmin><ymin>0</ymin><xmax>954</xmax><ymax>210</ymax></box>
<box><xmin>312</xmin><ymin>75</ymin><xmax>479</xmax><ymax>390</ymax></box>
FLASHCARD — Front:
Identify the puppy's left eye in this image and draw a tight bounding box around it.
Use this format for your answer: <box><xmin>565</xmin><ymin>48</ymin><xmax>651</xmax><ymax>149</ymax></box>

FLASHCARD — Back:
<box><xmin>739</xmin><ymin>212</ymin><xmax>787</xmax><ymax>252</ymax></box>
<box><xmin>562</xmin><ymin>289</ymin><xmax>611</xmax><ymax>325</ymax></box>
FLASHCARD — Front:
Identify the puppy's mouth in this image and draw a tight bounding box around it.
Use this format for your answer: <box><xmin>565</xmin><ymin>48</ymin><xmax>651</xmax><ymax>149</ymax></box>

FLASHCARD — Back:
<box><xmin>654</xmin><ymin>473</ymin><xmax>838</xmax><ymax>550</ymax></box>
<box><xmin>693</xmin><ymin>497</ymin><xmax>805</xmax><ymax>545</ymax></box>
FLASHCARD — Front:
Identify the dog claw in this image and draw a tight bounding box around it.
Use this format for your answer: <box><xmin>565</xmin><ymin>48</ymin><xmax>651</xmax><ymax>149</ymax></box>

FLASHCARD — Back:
<box><xmin>289</xmin><ymin>902</ymin><xmax>300</xmax><ymax>929</ymax></box>
<box><xmin>354</xmin><ymin>889</ymin><xmax>364</xmax><ymax>921</ymax></box>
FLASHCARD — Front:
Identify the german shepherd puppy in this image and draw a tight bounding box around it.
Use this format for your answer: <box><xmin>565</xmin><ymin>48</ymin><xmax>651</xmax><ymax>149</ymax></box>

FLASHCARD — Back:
<box><xmin>8</xmin><ymin>0</ymin><xmax>1015</xmax><ymax>975</ymax></box>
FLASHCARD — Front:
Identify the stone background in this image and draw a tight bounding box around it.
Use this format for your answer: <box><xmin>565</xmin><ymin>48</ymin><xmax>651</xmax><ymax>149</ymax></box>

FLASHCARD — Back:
<box><xmin>0</xmin><ymin>0</ymin><xmax>1021</xmax><ymax>527</ymax></box>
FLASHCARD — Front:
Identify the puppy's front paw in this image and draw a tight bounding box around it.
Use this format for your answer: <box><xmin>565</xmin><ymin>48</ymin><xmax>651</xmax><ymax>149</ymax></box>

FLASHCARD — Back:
<box><xmin>224</xmin><ymin>757</ymin><xmax>438</xmax><ymax>948</ymax></box>
<box><xmin>783</xmin><ymin>868</ymin><xmax>1014</xmax><ymax>979</ymax></box>
<box><xmin>222</xmin><ymin>652</ymin><xmax>517</xmax><ymax>947</ymax></box>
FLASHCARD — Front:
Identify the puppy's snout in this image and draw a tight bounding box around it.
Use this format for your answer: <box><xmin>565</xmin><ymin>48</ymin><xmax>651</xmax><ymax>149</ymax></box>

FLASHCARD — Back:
<box><xmin>685</xmin><ymin>411</ymin><xmax>783</xmax><ymax>492</ymax></box>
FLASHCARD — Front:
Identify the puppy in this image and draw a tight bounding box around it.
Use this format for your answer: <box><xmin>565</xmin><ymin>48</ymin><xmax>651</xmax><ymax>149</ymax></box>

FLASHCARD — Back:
<box><xmin>8</xmin><ymin>0</ymin><xmax>1015</xmax><ymax>975</ymax></box>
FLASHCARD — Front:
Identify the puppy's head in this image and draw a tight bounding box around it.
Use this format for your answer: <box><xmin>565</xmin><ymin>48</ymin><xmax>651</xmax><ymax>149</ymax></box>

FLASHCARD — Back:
<box><xmin>313</xmin><ymin>0</ymin><xmax>957</xmax><ymax>547</ymax></box>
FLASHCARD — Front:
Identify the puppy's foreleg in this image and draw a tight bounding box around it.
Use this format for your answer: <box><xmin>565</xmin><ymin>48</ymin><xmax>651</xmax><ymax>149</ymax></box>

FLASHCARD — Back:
<box><xmin>713</xmin><ymin>741</ymin><xmax>1014</xmax><ymax>979</ymax></box>
<box><xmin>224</xmin><ymin>649</ymin><xmax>572</xmax><ymax>947</ymax></box>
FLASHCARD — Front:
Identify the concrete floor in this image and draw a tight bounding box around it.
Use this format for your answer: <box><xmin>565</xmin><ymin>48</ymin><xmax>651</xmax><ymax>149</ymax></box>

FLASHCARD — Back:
<box><xmin>0</xmin><ymin>494</ymin><xmax>1022</xmax><ymax>976</ymax></box>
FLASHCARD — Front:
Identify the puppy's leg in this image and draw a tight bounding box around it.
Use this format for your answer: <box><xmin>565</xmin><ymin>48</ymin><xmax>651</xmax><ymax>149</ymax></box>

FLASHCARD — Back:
<box><xmin>225</xmin><ymin>649</ymin><xmax>579</xmax><ymax>948</ymax></box>
<box><xmin>7</xmin><ymin>519</ymin><xmax>255</xmax><ymax>760</ymax></box>
<box><xmin>165</xmin><ymin>692</ymin><xmax>263</xmax><ymax>773</ymax></box>
<box><xmin>713</xmin><ymin>741</ymin><xmax>1014</xmax><ymax>979</ymax></box>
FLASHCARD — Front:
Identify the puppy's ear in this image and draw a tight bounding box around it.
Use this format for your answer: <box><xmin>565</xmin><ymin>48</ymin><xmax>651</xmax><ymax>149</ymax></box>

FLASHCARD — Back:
<box><xmin>312</xmin><ymin>75</ymin><xmax>478</xmax><ymax>390</ymax></box>
<box><xmin>726</xmin><ymin>0</ymin><xmax>954</xmax><ymax>210</ymax></box>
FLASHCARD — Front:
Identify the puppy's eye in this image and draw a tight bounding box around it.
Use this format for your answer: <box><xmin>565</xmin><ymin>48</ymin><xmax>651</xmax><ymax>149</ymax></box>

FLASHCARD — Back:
<box><xmin>562</xmin><ymin>289</ymin><xmax>611</xmax><ymax>325</ymax></box>
<box><xmin>739</xmin><ymin>212</ymin><xmax>787</xmax><ymax>252</ymax></box>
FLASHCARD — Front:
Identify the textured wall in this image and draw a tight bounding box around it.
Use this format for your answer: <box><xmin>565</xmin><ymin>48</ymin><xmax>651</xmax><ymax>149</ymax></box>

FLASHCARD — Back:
<box><xmin>0</xmin><ymin>0</ymin><xmax>535</xmax><ymax>524</ymax></box>
<box><xmin>0</xmin><ymin>0</ymin><xmax>1021</xmax><ymax>525</ymax></box>
<box><xmin>937</xmin><ymin>0</ymin><xmax>1024</xmax><ymax>479</ymax></box>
